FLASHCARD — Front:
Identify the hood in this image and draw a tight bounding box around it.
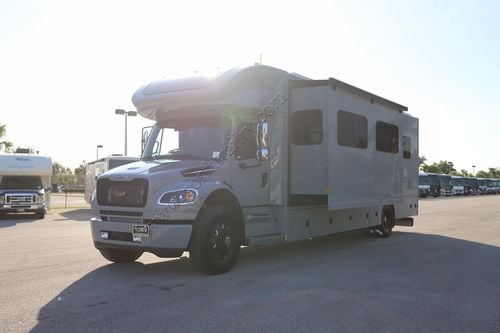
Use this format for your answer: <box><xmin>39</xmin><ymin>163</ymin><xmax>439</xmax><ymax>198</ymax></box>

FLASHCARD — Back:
<box><xmin>99</xmin><ymin>159</ymin><xmax>211</xmax><ymax>180</ymax></box>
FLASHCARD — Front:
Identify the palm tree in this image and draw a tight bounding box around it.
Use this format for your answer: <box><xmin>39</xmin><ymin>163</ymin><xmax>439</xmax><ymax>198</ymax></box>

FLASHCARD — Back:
<box><xmin>0</xmin><ymin>124</ymin><xmax>14</xmax><ymax>152</ymax></box>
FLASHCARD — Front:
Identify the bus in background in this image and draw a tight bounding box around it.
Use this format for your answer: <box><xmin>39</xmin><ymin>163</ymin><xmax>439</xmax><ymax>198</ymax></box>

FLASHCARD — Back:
<box><xmin>439</xmin><ymin>174</ymin><xmax>453</xmax><ymax>197</ymax></box>
<box><xmin>487</xmin><ymin>178</ymin><xmax>498</xmax><ymax>194</ymax></box>
<box><xmin>464</xmin><ymin>177</ymin><xmax>479</xmax><ymax>195</ymax></box>
<box><xmin>477</xmin><ymin>178</ymin><xmax>489</xmax><ymax>194</ymax></box>
<box><xmin>451</xmin><ymin>176</ymin><xmax>464</xmax><ymax>196</ymax></box>
<box><xmin>428</xmin><ymin>173</ymin><xmax>441</xmax><ymax>197</ymax></box>
<box><xmin>418</xmin><ymin>172</ymin><xmax>430</xmax><ymax>198</ymax></box>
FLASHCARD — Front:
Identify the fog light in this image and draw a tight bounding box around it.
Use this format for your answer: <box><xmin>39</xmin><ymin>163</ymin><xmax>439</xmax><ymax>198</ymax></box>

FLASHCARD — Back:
<box><xmin>100</xmin><ymin>231</ymin><xmax>109</xmax><ymax>239</ymax></box>
<box><xmin>133</xmin><ymin>235</ymin><xmax>142</xmax><ymax>243</ymax></box>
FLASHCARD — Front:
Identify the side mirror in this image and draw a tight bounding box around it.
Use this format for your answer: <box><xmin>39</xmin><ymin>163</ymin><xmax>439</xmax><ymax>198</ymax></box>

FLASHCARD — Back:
<box><xmin>141</xmin><ymin>126</ymin><xmax>152</xmax><ymax>155</ymax></box>
<box><xmin>256</xmin><ymin>119</ymin><xmax>269</xmax><ymax>161</ymax></box>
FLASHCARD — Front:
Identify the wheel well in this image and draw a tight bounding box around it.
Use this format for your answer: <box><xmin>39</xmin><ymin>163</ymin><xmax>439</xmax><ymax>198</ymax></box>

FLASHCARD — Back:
<box><xmin>199</xmin><ymin>189</ymin><xmax>245</xmax><ymax>239</ymax></box>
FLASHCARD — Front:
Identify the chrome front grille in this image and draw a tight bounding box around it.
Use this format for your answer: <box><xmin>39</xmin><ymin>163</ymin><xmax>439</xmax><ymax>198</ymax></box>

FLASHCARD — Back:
<box><xmin>5</xmin><ymin>194</ymin><xmax>36</xmax><ymax>204</ymax></box>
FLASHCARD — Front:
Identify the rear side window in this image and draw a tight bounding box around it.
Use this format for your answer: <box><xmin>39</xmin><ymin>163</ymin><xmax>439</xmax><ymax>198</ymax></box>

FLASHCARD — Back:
<box><xmin>402</xmin><ymin>136</ymin><xmax>411</xmax><ymax>159</ymax></box>
<box><xmin>292</xmin><ymin>109</ymin><xmax>323</xmax><ymax>145</ymax></box>
<box><xmin>337</xmin><ymin>110</ymin><xmax>367</xmax><ymax>149</ymax></box>
<box><xmin>376</xmin><ymin>121</ymin><xmax>399</xmax><ymax>153</ymax></box>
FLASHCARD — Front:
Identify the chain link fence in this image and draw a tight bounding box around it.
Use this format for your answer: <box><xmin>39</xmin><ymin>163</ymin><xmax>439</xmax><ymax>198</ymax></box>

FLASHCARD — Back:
<box><xmin>50</xmin><ymin>193</ymin><xmax>89</xmax><ymax>209</ymax></box>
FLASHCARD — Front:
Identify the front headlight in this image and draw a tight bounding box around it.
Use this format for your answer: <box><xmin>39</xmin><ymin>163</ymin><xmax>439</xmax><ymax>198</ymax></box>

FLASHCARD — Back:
<box><xmin>0</xmin><ymin>195</ymin><xmax>4</xmax><ymax>204</ymax></box>
<box><xmin>159</xmin><ymin>190</ymin><xmax>197</xmax><ymax>205</ymax></box>
<box><xmin>37</xmin><ymin>193</ymin><xmax>45</xmax><ymax>203</ymax></box>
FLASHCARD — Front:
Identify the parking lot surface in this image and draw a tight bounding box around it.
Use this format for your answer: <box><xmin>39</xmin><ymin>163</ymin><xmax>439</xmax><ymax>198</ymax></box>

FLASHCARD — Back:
<box><xmin>0</xmin><ymin>196</ymin><xmax>499</xmax><ymax>332</ymax></box>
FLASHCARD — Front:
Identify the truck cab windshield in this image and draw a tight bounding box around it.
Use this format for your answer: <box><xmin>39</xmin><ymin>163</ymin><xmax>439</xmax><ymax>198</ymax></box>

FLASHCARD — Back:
<box><xmin>147</xmin><ymin>117</ymin><xmax>230</xmax><ymax>161</ymax></box>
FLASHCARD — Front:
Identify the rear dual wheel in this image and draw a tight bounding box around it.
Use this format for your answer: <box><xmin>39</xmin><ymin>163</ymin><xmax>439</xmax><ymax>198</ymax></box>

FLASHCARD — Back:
<box><xmin>376</xmin><ymin>207</ymin><xmax>394</xmax><ymax>238</ymax></box>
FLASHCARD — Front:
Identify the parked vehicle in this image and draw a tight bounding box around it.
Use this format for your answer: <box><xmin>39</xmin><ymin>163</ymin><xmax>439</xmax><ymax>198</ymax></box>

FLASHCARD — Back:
<box><xmin>451</xmin><ymin>176</ymin><xmax>464</xmax><ymax>196</ymax></box>
<box><xmin>428</xmin><ymin>173</ymin><xmax>441</xmax><ymax>197</ymax></box>
<box><xmin>487</xmin><ymin>178</ymin><xmax>498</xmax><ymax>194</ymax></box>
<box><xmin>419</xmin><ymin>172</ymin><xmax>431</xmax><ymax>198</ymax></box>
<box><xmin>439</xmin><ymin>174</ymin><xmax>453</xmax><ymax>196</ymax></box>
<box><xmin>492</xmin><ymin>179</ymin><xmax>500</xmax><ymax>194</ymax></box>
<box><xmin>85</xmin><ymin>156</ymin><xmax>140</xmax><ymax>204</ymax></box>
<box><xmin>90</xmin><ymin>65</ymin><xmax>418</xmax><ymax>274</ymax></box>
<box><xmin>478</xmin><ymin>178</ymin><xmax>489</xmax><ymax>194</ymax></box>
<box><xmin>0</xmin><ymin>153</ymin><xmax>52</xmax><ymax>219</ymax></box>
<box><xmin>463</xmin><ymin>177</ymin><xmax>479</xmax><ymax>195</ymax></box>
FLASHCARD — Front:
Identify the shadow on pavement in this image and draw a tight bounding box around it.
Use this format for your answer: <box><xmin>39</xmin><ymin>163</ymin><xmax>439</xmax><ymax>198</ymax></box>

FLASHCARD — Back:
<box><xmin>57</xmin><ymin>209</ymin><xmax>91</xmax><ymax>222</ymax></box>
<box><xmin>30</xmin><ymin>231</ymin><xmax>500</xmax><ymax>332</ymax></box>
<box><xmin>0</xmin><ymin>212</ymin><xmax>42</xmax><ymax>228</ymax></box>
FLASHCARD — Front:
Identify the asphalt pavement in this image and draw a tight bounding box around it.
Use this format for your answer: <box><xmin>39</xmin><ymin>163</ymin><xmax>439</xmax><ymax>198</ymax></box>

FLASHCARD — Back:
<box><xmin>0</xmin><ymin>195</ymin><xmax>499</xmax><ymax>332</ymax></box>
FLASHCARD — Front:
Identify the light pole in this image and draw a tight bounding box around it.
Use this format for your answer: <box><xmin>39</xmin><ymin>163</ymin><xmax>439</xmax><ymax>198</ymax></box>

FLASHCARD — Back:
<box><xmin>96</xmin><ymin>145</ymin><xmax>103</xmax><ymax>160</ymax></box>
<box><xmin>472</xmin><ymin>165</ymin><xmax>476</xmax><ymax>176</ymax></box>
<box><xmin>115</xmin><ymin>109</ymin><xmax>137</xmax><ymax>156</ymax></box>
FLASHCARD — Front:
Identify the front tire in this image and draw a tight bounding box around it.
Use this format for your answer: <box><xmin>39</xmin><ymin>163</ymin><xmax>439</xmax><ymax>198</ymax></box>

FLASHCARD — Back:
<box><xmin>190</xmin><ymin>205</ymin><xmax>242</xmax><ymax>275</ymax></box>
<box><xmin>99</xmin><ymin>248</ymin><xmax>143</xmax><ymax>263</ymax></box>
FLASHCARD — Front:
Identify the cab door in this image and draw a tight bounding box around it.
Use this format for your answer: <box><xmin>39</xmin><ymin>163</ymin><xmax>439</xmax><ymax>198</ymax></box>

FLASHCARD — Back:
<box><xmin>229</xmin><ymin>119</ymin><xmax>269</xmax><ymax>206</ymax></box>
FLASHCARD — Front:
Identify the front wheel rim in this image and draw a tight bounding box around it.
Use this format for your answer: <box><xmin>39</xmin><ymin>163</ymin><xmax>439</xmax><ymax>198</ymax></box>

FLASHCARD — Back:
<box><xmin>208</xmin><ymin>222</ymin><xmax>234</xmax><ymax>263</ymax></box>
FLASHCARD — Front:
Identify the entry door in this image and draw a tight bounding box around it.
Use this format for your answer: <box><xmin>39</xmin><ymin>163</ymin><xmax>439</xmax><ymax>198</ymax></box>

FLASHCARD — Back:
<box><xmin>230</xmin><ymin>119</ymin><xmax>269</xmax><ymax>206</ymax></box>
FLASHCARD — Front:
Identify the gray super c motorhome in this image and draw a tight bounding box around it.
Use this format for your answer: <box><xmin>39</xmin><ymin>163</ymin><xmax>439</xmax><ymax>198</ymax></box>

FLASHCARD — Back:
<box><xmin>90</xmin><ymin>65</ymin><xmax>419</xmax><ymax>274</ymax></box>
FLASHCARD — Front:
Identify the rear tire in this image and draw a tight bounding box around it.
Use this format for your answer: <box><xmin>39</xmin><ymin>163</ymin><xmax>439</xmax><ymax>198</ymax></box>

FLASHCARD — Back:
<box><xmin>376</xmin><ymin>207</ymin><xmax>394</xmax><ymax>238</ymax></box>
<box><xmin>190</xmin><ymin>205</ymin><xmax>242</xmax><ymax>275</ymax></box>
<box><xmin>99</xmin><ymin>248</ymin><xmax>143</xmax><ymax>263</ymax></box>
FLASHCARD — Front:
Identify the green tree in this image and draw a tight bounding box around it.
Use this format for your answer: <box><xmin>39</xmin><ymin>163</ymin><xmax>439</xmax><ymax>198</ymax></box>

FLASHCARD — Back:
<box><xmin>0</xmin><ymin>124</ymin><xmax>14</xmax><ymax>152</ymax></box>
<box><xmin>52</xmin><ymin>162</ymin><xmax>74</xmax><ymax>185</ymax></box>
<box><xmin>419</xmin><ymin>156</ymin><xmax>427</xmax><ymax>169</ymax></box>
<box><xmin>74</xmin><ymin>161</ymin><xmax>86</xmax><ymax>185</ymax></box>
<box><xmin>422</xmin><ymin>160</ymin><xmax>456</xmax><ymax>174</ymax></box>
<box><xmin>476</xmin><ymin>168</ymin><xmax>500</xmax><ymax>178</ymax></box>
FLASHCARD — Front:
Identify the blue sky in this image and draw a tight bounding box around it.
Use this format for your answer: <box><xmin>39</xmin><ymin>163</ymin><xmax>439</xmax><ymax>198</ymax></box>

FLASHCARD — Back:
<box><xmin>1</xmin><ymin>0</ymin><xmax>499</xmax><ymax>172</ymax></box>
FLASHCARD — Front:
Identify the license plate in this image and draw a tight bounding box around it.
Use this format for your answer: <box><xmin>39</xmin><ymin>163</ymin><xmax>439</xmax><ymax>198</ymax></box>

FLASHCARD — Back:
<box><xmin>133</xmin><ymin>225</ymin><xmax>150</xmax><ymax>237</ymax></box>
<box><xmin>17</xmin><ymin>209</ymin><xmax>25</xmax><ymax>212</ymax></box>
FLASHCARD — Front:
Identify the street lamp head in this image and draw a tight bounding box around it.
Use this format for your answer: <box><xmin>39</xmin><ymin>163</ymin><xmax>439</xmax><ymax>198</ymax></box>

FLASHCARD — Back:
<box><xmin>127</xmin><ymin>111</ymin><xmax>138</xmax><ymax>117</ymax></box>
<box><xmin>115</xmin><ymin>109</ymin><xmax>125</xmax><ymax>115</ymax></box>
<box><xmin>97</xmin><ymin>145</ymin><xmax>103</xmax><ymax>148</ymax></box>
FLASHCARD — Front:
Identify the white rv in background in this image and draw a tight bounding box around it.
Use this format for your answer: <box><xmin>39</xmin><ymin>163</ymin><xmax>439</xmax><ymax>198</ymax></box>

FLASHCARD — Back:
<box><xmin>85</xmin><ymin>156</ymin><xmax>140</xmax><ymax>204</ymax></box>
<box><xmin>0</xmin><ymin>153</ymin><xmax>52</xmax><ymax>219</ymax></box>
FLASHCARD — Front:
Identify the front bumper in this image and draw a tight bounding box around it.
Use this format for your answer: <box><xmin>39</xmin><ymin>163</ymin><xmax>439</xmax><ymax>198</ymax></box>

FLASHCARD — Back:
<box><xmin>0</xmin><ymin>204</ymin><xmax>46</xmax><ymax>214</ymax></box>
<box><xmin>90</xmin><ymin>218</ymin><xmax>193</xmax><ymax>251</ymax></box>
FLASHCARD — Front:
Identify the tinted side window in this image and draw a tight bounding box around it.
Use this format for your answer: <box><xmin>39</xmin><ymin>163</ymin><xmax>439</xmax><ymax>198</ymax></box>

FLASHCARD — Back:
<box><xmin>376</xmin><ymin>121</ymin><xmax>399</xmax><ymax>153</ymax></box>
<box><xmin>292</xmin><ymin>109</ymin><xmax>323</xmax><ymax>145</ymax></box>
<box><xmin>337</xmin><ymin>110</ymin><xmax>367</xmax><ymax>149</ymax></box>
<box><xmin>402</xmin><ymin>136</ymin><xmax>411</xmax><ymax>159</ymax></box>
<box><xmin>235</xmin><ymin>122</ymin><xmax>257</xmax><ymax>160</ymax></box>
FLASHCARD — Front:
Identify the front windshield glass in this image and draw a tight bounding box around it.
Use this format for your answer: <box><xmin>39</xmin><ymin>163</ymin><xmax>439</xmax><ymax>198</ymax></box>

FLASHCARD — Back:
<box><xmin>148</xmin><ymin>117</ymin><xmax>230</xmax><ymax>161</ymax></box>
<box><xmin>439</xmin><ymin>176</ymin><xmax>452</xmax><ymax>186</ymax></box>
<box><xmin>1</xmin><ymin>176</ymin><xmax>43</xmax><ymax>190</ymax></box>
<box><xmin>419</xmin><ymin>175</ymin><xmax>430</xmax><ymax>185</ymax></box>
<box><xmin>451</xmin><ymin>178</ymin><xmax>464</xmax><ymax>186</ymax></box>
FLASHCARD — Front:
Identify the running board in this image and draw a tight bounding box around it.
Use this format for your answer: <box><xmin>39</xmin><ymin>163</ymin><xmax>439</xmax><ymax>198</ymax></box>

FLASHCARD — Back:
<box><xmin>246</xmin><ymin>233</ymin><xmax>284</xmax><ymax>246</ymax></box>
<box><xmin>395</xmin><ymin>218</ymin><xmax>414</xmax><ymax>227</ymax></box>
